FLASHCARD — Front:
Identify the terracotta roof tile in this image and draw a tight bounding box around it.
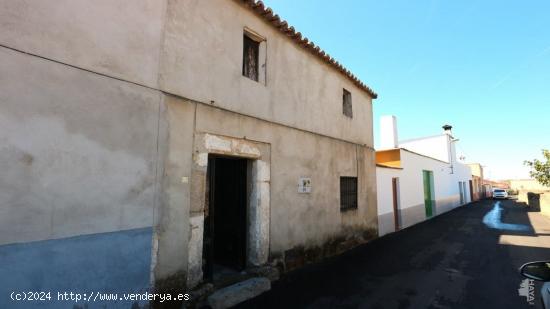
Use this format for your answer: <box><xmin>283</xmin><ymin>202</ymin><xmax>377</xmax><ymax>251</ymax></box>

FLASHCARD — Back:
<box><xmin>237</xmin><ymin>0</ymin><xmax>378</xmax><ymax>99</ymax></box>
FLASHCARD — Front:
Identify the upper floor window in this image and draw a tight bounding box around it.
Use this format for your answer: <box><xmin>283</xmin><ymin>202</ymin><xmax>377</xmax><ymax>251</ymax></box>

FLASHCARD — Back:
<box><xmin>242</xmin><ymin>28</ymin><xmax>267</xmax><ymax>85</ymax></box>
<box><xmin>343</xmin><ymin>88</ymin><xmax>353</xmax><ymax>118</ymax></box>
<box><xmin>243</xmin><ymin>33</ymin><xmax>260</xmax><ymax>81</ymax></box>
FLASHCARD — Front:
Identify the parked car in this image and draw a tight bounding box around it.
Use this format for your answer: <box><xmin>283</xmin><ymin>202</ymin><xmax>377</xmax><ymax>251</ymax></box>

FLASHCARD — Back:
<box><xmin>492</xmin><ymin>188</ymin><xmax>508</xmax><ymax>199</ymax></box>
<box><xmin>519</xmin><ymin>261</ymin><xmax>550</xmax><ymax>308</ymax></box>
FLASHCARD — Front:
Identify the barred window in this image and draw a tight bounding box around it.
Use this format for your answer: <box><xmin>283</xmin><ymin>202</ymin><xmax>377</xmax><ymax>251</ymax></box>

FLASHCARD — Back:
<box><xmin>340</xmin><ymin>177</ymin><xmax>358</xmax><ymax>211</ymax></box>
<box><xmin>343</xmin><ymin>89</ymin><xmax>352</xmax><ymax>118</ymax></box>
<box><xmin>242</xmin><ymin>34</ymin><xmax>259</xmax><ymax>81</ymax></box>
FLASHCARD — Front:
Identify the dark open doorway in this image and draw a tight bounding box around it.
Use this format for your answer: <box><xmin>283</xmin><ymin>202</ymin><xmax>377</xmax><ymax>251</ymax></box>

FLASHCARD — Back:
<box><xmin>392</xmin><ymin>177</ymin><xmax>400</xmax><ymax>231</ymax></box>
<box><xmin>469</xmin><ymin>180</ymin><xmax>474</xmax><ymax>201</ymax></box>
<box><xmin>203</xmin><ymin>155</ymin><xmax>248</xmax><ymax>281</ymax></box>
<box><xmin>423</xmin><ymin>170</ymin><xmax>434</xmax><ymax>217</ymax></box>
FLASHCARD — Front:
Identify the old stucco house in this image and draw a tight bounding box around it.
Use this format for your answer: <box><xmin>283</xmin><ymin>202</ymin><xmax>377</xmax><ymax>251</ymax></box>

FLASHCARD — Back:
<box><xmin>0</xmin><ymin>0</ymin><xmax>378</xmax><ymax>307</ymax></box>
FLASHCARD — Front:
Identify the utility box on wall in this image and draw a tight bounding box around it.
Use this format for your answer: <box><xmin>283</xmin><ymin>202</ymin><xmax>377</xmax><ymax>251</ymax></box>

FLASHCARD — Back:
<box><xmin>298</xmin><ymin>177</ymin><xmax>312</xmax><ymax>193</ymax></box>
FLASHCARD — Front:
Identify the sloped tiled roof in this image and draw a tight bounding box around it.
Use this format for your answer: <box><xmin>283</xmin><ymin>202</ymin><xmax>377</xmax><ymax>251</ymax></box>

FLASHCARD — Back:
<box><xmin>238</xmin><ymin>0</ymin><xmax>378</xmax><ymax>99</ymax></box>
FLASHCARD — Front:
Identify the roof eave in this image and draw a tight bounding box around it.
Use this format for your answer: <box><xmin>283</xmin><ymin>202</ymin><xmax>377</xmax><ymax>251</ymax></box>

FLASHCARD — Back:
<box><xmin>238</xmin><ymin>0</ymin><xmax>378</xmax><ymax>99</ymax></box>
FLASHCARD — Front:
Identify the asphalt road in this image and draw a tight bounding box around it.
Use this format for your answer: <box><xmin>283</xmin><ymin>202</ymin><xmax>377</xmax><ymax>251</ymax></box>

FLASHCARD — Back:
<box><xmin>238</xmin><ymin>198</ymin><xmax>550</xmax><ymax>309</ymax></box>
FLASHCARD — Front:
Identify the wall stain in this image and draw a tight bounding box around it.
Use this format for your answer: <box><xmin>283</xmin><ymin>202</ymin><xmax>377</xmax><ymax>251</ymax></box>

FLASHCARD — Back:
<box><xmin>19</xmin><ymin>152</ymin><xmax>34</xmax><ymax>166</ymax></box>
<box><xmin>280</xmin><ymin>227</ymin><xmax>378</xmax><ymax>272</ymax></box>
<box><xmin>153</xmin><ymin>271</ymin><xmax>186</xmax><ymax>309</ymax></box>
<box><xmin>125</xmin><ymin>174</ymin><xmax>155</xmax><ymax>202</ymax></box>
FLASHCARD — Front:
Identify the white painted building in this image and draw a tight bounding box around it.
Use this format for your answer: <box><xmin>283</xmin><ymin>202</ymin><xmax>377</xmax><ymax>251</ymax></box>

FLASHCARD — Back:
<box><xmin>376</xmin><ymin>116</ymin><xmax>472</xmax><ymax>236</ymax></box>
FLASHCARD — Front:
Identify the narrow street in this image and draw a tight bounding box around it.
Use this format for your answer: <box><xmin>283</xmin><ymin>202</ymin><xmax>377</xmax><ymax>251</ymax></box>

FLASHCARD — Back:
<box><xmin>239</xmin><ymin>199</ymin><xmax>550</xmax><ymax>309</ymax></box>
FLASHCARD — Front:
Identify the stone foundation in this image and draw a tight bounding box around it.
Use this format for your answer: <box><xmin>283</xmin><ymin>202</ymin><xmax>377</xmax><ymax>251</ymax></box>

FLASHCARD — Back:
<box><xmin>280</xmin><ymin>228</ymin><xmax>377</xmax><ymax>272</ymax></box>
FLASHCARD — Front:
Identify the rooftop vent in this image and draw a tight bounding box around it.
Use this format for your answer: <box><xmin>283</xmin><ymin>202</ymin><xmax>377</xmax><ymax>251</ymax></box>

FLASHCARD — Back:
<box><xmin>442</xmin><ymin>124</ymin><xmax>453</xmax><ymax>134</ymax></box>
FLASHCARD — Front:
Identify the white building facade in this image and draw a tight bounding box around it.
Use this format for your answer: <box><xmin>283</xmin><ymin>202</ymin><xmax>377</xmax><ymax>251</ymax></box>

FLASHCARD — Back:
<box><xmin>376</xmin><ymin>116</ymin><xmax>472</xmax><ymax>236</ymax></box>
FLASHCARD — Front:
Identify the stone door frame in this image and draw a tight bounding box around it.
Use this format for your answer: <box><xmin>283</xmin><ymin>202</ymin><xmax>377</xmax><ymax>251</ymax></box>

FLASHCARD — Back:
<box><xmin>186</xmin><ymin>132</ymin><xmax>270</xmax><ymax>287</ymax></box>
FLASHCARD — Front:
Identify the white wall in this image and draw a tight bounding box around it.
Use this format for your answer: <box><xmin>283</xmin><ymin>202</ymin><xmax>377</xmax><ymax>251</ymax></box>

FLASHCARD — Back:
<box><xmin>377</xmin><ymin>149</ymin><xmax>472</xmax><ymax>236</ymax></box>
<box><xmin>400</xmin><ymin>150</ymin><xmax>445</xmax><ymax>207</ymax></box>
<box><xmin>376</xmin><ymin>167</ymin><xmax>401</xmax><ymax>216</ymax></box>
<box><xmin>400</xmin><ymin>135</ymin><xmax>450</xmax><ymax>163</ymax></box>
<box><xmin>380</xmin><ymin>115</ymin><xmax>398</xmax><ymax>149</ymax></box>
<box><xmin>402</xmin><ymin>150</ymin><xmax>471</xmax><ymax>210</ymax></box>
<box><xmin>376</xmin><ymin>166</ymin><xmax>402</xmax><ymax>235</ymax></box>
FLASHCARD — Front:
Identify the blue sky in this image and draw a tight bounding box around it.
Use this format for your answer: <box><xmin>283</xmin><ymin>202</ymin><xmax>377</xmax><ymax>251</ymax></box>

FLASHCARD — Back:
<box><xmin>263</xmin><ymin>0</ymin><xmax>550</xmax><ymax>180</ymax></box>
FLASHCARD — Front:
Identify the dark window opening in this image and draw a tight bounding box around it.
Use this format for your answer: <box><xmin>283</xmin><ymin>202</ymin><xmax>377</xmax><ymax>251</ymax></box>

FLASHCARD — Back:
<box><xmin>242</xmin><ymin>34</ymin><xmax>260</xmax><ymax>81</ymax></box>
<box><xmin>340</xmin><ymin>177</ymin><xmax>358</xmax><ymax>211</ymax></box>
<box><xmin>343</xmin><ymin>89</ymin><xmax>353</xmax><ymax>118</ymax></box>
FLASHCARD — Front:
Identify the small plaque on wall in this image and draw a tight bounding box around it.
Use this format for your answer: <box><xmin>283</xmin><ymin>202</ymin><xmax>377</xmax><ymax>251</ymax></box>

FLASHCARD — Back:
<box><xmin>298</xmin><ymin>177</ymin><xmax>312</xmax><ymax>193</ymax></box>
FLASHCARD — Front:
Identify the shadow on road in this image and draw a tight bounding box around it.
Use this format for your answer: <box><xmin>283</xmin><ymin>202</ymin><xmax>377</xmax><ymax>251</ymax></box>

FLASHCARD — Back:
<box><xmin>237</xmin><ymin>199</ymin><xmax>550</xmax><ymax>309</ymax></box>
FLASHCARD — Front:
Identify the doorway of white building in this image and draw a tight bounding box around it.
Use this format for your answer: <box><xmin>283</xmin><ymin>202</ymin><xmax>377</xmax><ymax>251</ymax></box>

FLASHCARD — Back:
<box><xmin>459</xmin><ymin>181</ymin><xmax>467</xmax><ymax>204</ymax></box>
<box><xmin>423</xmin><ymin>170</ymin><xmax>434</xmax><ymax>217</ymax></box>
<box><xmin>392</xmin><ymin>177</ymin><xmax>401</xmax><ymax>231</ymax></box>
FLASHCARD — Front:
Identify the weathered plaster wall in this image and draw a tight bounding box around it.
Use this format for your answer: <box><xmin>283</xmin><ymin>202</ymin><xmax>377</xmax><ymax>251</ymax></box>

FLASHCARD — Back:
<box><xmin>0</xmin><ymin>0</ymin><xmax>166</xmax><ymax>87</ymax></box>
<box><xmin>155</xmin><ymin>97</ymin><xmax>377</xmax><ymax>281</ymax></box>
<box><xmin>152</xmin><ymin>95</ymin><xmax>194</xmax><ymax>289</ymax></box>
<box><xmin>1</xmin><ymin>0</ymin><xmax>379</xmax><ymax>293</ymax></box>
<box><xmin>0</xmin><ymin>228</ymin><xmax>152</xmax><ymax>309</ymax></box>
<box><xmin>159</xmin><ymin>0</ymin><xmax>374</xmax><ymax>146</ymax></box>
<box><xmin>0</xmin><ymin>47</ymin><xmax>161</xmax><ymax>244</ymax></box>
<box><xmin>193</xmin><ymin>101</ymin><xmax>377</xmax><ymax>253</ymax></box>
<box><xmin>0</xmin><ymin>0</ymin><xmax>375</xmax><ymax>148</ymax></box>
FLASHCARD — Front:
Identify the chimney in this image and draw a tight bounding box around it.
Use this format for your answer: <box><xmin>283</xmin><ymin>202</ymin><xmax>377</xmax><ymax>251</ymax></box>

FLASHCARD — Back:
<box><xmin>380</xmin><ymin>115</ymin><xmax>398</xmax><ymax>149</ymax></box>
<box><xmin>442</xmin><ymin>124</ymin><xmax>453</xmax><ymax>135</ymax></box>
